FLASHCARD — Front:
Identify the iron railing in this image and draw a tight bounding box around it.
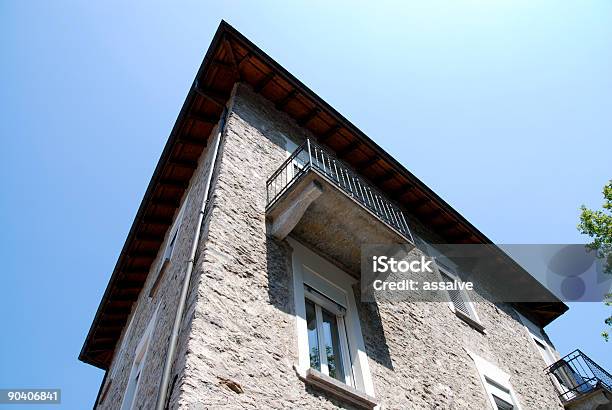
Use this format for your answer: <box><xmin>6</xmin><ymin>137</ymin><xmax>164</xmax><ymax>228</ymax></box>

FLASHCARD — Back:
<box><xmin>546</xmin><ymin>349</ymin><xmax>612</xmax><ymax>403</ymax></box>
<box><xmin>266</xmin><ymin>139</ymin><xmax>414</xmax><ymax>243</ymax></box>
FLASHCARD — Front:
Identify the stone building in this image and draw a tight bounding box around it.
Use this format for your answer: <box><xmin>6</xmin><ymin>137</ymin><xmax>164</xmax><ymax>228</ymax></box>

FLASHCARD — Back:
<box><xmin>80</xmin><ymin>21</ymin><xmax>611</xmax><ymax>410</ymax></box>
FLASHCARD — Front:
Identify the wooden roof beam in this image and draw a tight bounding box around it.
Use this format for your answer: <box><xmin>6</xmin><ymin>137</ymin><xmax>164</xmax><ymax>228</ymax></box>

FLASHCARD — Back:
<box><xmin>123</xmin><ymin>266</ymin><xmax>150</xmax><ymax>275</ymax></box>
<box><xmin>134</xmin><ymin>231</ymin><xmax>165</xmax><ymax>242</ymax></box>
<box><xmin>189</xmin><ymin>113</ymin><xmax>218</xmax><ymax>125</ymax></box>
<box><xmin>338</xmin><ymin>141</ymin><xmax>361</xmax><ymax>159</ymax></box>
<box><xmin>129</xmin><ymin>249</ymin><xmax>158</xmax><ymax>259</ymax></box>
<box><xmin>178</xmin><ymin>135</ymin><xmax>207</xmax><ymax>147</ymax></box>
<box><xmin>210</xmin><ymin>59</ymin><xmax>236</xmax><ymax>72</ymax></box>
<box><xmin>373</xmin><ymin>170</ymin><xmax>396</xmax><ymax>185</ymax></box>
<box><xmin>150</xmin><ymin>197</ymin><xmax>181</xmax><ymax>208</ymax></box>
<box><xmin>254</xmin><ymin>72</ymin><xmax>275</xmax><ymax>92</ymax></box>
<box><xmin>276</xmin><ymin>89</ymin><xmax>297</xmax><ymax>110</ymax></box>
<box><xmin>298</xmin><ymin>107</ymin><xmax>320</xmax><ymax>126</ymax></box>
<box><xmin>319</xmin><ymin>124</ymin><xmax>341</xmax><ymax>142</ymax></box>
<box><xmin>406</xmin><ymin>197</ymin><xmax>432</xmax><ymax>211</ymax></box>
<box><xmin>237</xmin><ymin>51</ymin><xmax>252</xmax><ymax>69</ymax></box>
<box><xmin>447</xmin><ymin>231</ymin><xmax>473</xmax><ymax>242</ymax></box>
<box><xmin>390</xmin><ymin>183</ymin><xmax>415</xmax><ymax>200</ymax></box>
<box><xmin>221</xmin><ymin>37</ymin><xmax>241</xmax><ymax>80</ymax></box>
<box><xmin>168</xmin><ymin>158</ymin><xmax>199</xmax><ymax>169</ymax></box>
<box><xmin>357</xmin><ymin>156</ymin><xmax>380</xmax><ymax>172</ymax></box>
<box><xmin>435</xmin><ymin>220</ymin><xmax>459</xmax><ymax>232</ymax></box>
<box><xmin>142</xmin><ymin>215</ymin><xmax>173</xmax><ymax>225</ymax></box>
<box><xmin>193</xmin><ymin>82</ymin><xmax>227</xmax><ymax>106</ymax></box>
<box><xmin>421</xmin><ymin>208</ymin><xmax>444</xmax><ymax>219</ymax></box>
<box><xmin>158</xmin><ymin>178</ymin><xmax>190</xmax><ymax>189</ymax></box>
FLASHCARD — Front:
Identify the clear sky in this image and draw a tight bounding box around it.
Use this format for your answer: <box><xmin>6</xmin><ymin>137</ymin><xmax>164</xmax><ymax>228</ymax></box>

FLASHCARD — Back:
<box><xmin>1</xmin><ymin>1</ymin><xmax>610</xmax><ymax>408</ymax></box>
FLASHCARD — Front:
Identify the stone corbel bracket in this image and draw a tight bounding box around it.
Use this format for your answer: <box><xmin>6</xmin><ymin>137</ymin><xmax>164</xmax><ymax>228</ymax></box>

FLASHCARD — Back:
<box><xmin>269</xmin><ymin>180</ymin><xmax>323</xmax><ymax>240</ymax></box>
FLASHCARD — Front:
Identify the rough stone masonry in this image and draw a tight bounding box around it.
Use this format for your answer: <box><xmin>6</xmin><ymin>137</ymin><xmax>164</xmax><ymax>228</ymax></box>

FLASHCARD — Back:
<box><xmin>96</xmin><ymin>83</ymin><xmax>564</xmax><ymax>409</ymax></box>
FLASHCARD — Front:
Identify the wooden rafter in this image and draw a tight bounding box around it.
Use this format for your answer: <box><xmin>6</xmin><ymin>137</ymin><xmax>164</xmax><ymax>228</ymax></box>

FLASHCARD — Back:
<box><xmin>374</xmin><ymin>170</ymin><xmax>396</xmax><ymax>185</ymax></box>
<box><xmin>141</xmin><ymin>215</ymin><xmax>173</xmax><ymax>225</ymax></box>
<box><xmin>193</xmin><ymin>83</ymin><xmax>227</xmax><ymax>106</ymax></box>
<box><xmin>338</xmin><ymin>140</ymin><xmax>360</xmax><ymax>158</ymax></box>
<box><xmin>150</xmin><ymin>197</ymin><xmax>181</xmax><ymax>208</ymax></box>
<box><xmin>435</xmin><ymin>220</ymin><xmax>458</xmax><ymax>232</ymax></box>
<box><xmin>158</xmin><ymin>178</ymin><xmax>189</xmax><ymax>189</ymax></box>
<box><xmin>222</xmin><ymin>38</ymin><xmax>241</xmax><ymax>80</ymax></box>
<box><xmin>178</xmin><ymin>135</ymin><xmax>207</xmax><ymax>147</ymax></box>
<box><xmin>298</xmin><ymin>107</ymin><xmax>319</xmax><ymax>126</ymax></box>
<box><xmin>168</xmin><ymin>158</ymin><xmax>199</xmax><ymax>169</ymax></box>
<box><xmin>319</xmin><ymin>124</ymin><xmax>341</xmax><ymax>142</ymax></box>
<box><xmin>276</xmin><ymin>89</ymin><xmax>297</xmax><ymax>110</ymax></box>
<box><xmin>406</xmin><ymin>197</ymin><xmax>432</xmax><ymax>210</ymax></box>
<box><xmin>134</xmin><ymin>232</ymin><xmax>165</xmax><ymax>241</ymax></box>
<box><xmin>254</xmin><ymin>71</ymin><xmax>274</xmax><ymax>92</ymax></box>
<box><xmin>357</xmin><ymin>156</ymin><xmax>379</xmax><ymax>171</ymax></box>
<box><xmin>189</xmin><ymin>112</ymin><xmax>218</xmax><ymax>125</ymax></box>
<box><xmin>391</xmin><ymin>183</ymin><xmax>415</xmax><ymax>199</ymax></box>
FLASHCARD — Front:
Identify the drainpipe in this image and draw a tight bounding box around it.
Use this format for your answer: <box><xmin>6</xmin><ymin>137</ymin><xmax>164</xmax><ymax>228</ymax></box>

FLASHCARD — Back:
<box><xmin>155</xmin><ymin>107</ymin><xmax>227</xmax><ymax>410</ymax></box>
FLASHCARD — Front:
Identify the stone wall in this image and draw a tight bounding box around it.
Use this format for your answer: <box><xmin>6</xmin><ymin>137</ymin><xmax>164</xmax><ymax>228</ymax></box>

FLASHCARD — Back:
<box><xmin>175</xmin><ymin>84</ymin><xmax>564</xmax><ymax>409</ymax></box>
<box><xmin>96</xmin><ymin>82</ymin><xmax>565</xmax><ymax>409</ymax></box>
<box><xmin>95</xmin><ymin>107</ymin><xmax>225</xmax><ymax>409</ymax></box>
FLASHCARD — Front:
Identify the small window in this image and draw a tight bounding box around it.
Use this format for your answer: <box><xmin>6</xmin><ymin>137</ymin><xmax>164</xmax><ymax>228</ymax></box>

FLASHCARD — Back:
<box><xmin>149</xmin><ymin>194</ymin><xmax>189</xmax><ymax>298</ymax></box>
<box><xmin>438</xmin><ymin>265</ymin><xmax>484</xmax><ymax>332</ymax></box>
<box><xmin>304</xmin><ymin>286</ymin><xmax>353</xmax><ymax>386</ymax></box>
<box><xmin>486</xmin><ymin>378</ymin><xmax>515</xmax><ymax>409</ymax></box>
<box><xmin>120</xmin><ymin>305</ymin><xmax>159</xmax><ymax>410</ymax></box>
<box><xmin>515</xmin><ymin>311</ymin><xmax>556</xmax><ymax>366</ymax></box>
<box><xmin>468</xmin><ymin>351</ymin><xmax>522</xmax><ymax>410</ymax></box>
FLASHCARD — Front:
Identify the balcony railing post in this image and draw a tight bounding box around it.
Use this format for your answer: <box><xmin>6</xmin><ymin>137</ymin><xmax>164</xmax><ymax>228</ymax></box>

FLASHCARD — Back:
<box><xmin>307</xmin><ymin>138</ymin><xmax>312</xmax><ymax>168</ymax></box>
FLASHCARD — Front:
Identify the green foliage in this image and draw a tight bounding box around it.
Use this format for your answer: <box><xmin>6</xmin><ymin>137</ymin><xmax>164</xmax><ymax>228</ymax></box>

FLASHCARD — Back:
<box><xmin>578</xmin><ymin>180</ymin><xmax>612</xmax><ymax>341</ymax></box>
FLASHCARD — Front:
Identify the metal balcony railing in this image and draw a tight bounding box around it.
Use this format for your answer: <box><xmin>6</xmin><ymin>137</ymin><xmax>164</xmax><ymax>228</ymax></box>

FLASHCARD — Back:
<box><xmin>266</xmin><ymin>139</ymin><xmax>414</xmax><ymax>243</ymax></box>
<box><xmin>546</xmin><ymin>349</ymin><xmax>612</xmax><ymax>403</ymax></box>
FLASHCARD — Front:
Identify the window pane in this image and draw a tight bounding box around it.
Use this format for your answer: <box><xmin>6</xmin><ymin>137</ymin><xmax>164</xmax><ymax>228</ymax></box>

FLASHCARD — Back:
<box><xmin>493</xmin><ymin>395</ymin><xmax>514</xmax><ymax>410</ymax></box>
<box><xmin>321</xmin><ymin>308</ymin><xmax>346</xmax><ymax>383</ymax></box>
<box><xmin>305</xmin><ymin>299</ymin><xmax>320</xmax><ymax>371</ymax></box>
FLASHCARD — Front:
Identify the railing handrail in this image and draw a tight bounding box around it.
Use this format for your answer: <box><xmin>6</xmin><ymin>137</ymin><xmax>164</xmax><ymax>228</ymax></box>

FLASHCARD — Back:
<box><xmin>546</xmin><ymin>348</ymin><xmax>612</xmax><ymax>402</ymax></box>
<box><xmin>266</xmin><ymin>138</ymin><xmax>414</xmax><ymax>243</ymax></box>
<box><xmin>266</xmin><ymin>140</ymin><xmax>308</xmax><ymax>184</ymax></box>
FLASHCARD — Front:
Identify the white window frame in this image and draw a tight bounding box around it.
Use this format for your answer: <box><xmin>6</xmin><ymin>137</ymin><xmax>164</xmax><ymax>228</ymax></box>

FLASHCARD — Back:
<box><xmin>288</xmin><ymin>237</ymin><xmax>375</xmax><ymax>397</ymax></box>
<box><xmin>304</xmin><ymin>285</ymin><xmax>354</xmax><ymax>386</ymax></box>
<box><xmin>514</xmin><ymin>310</ymin><xmax>576</xmax><ymax>397</ymax></box>
<box><xmin>149</xmin><ymin>193</ymin><xmax>189</xmax><ymax>298</ymax></box>
<box><xmin>515</xmin><ymin>311</ymin><xmax>556</xmax><ymax>367</ymax></box>
<box><xmin>437</xmin><ymin>263</ymin><xmax>485</xmax><ymax>332</ymax></box>
<box><xmin>161</xmin><ymin>194</ymin><xmax>189</xmax><ymax>268</ymax></box>
<box><xmin>468</xmin><ymin>351</ymin><xmax>522</xmax><ymax>410</ymax></box>
<box><xmin>120</xmin><ymin>304</ymin><xmax>160</xmax><ymax>410</ymax></box>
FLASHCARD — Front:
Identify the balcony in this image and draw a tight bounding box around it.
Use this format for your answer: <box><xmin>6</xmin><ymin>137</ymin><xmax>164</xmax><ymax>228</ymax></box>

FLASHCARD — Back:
<box><xmin>266</xmin><ymin>139</ymin><xmax>414</xmax><ymax>275</ymax></box>
<box><xmin>547</xmin><ymin>350</ymin><xmax>612</xmax><ymax>409</ymax></box>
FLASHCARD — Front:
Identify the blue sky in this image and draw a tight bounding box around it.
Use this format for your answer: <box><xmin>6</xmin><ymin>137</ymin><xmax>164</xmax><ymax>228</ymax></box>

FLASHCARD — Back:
<box><xmin>1</xmin><ymin>1</ymin><xmax>610</xmax><ymax>408</ymax></box>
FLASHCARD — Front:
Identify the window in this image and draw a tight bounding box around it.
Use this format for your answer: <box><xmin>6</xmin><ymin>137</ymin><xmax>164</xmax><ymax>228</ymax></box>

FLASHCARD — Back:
<box><xmin>120</xmin><ymin>305</ymin><xmax>159</xmax><ymax>410</ymax></box>
<box><xmin>514</xmin><ymin>310</ymin><xmax>575</xmax><ymax>396</ymax></box>
<box><xmin>149</xmin><ymin>194</ymin><xmax>189</xmax><ymax>298</ymax></box>
<box><xmin>289</xmin><ymin>238</ymin><xmax>375</xmax><ymax>399</ymax></box>
<box><xmin>515</xmin><ymin>311</ymin><xmax>556</xmax><ymax>366</ymax></box>
<box><xmin>438</xmin><ymin>264</ymin><xmax>484</xmax><ymax>332</ymax></box>
<box><xmin>304</xmin><ymin>286</ymin><xmax>353</xmax><ymax>386</ymax></box>
<box><xmin>468</xmin><ymin>351</ymin><xmax>522</xmax><ymax>410</ymax></box>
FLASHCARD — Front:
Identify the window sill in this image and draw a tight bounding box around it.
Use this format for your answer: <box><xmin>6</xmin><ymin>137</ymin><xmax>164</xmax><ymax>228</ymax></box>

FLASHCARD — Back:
<box><xmin>295</xmin><ymin>366</ymin><xmax>378</xmax><ymax>410</ymax></box>
<box><xmin>454</xmin><ymin>309</ymin><xmax>486</xmax><ymax>334</ymax></box>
